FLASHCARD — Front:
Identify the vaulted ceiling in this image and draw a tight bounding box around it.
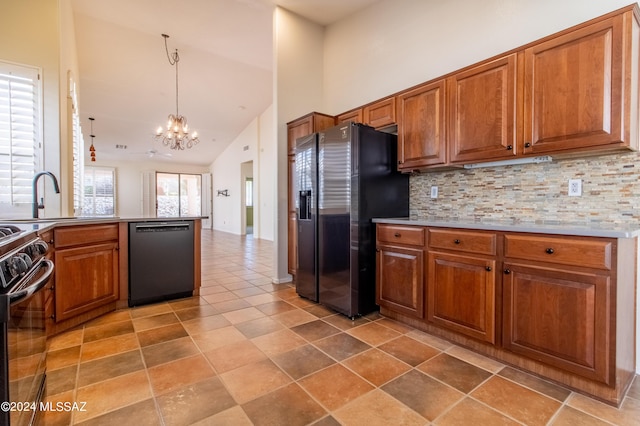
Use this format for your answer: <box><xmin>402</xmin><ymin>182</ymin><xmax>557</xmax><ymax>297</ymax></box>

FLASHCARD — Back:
<box><xmin>71</xmin><ymin>0</ymin><xmax>381</xmax><ymax>166</ymax></box>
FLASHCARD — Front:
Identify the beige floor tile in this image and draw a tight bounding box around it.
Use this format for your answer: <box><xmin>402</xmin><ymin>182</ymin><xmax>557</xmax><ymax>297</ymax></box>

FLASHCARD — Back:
<box><xmin>147</xmin><ymin>354</ymin><xmax>216</xmax><ymax>395</ymax></box>
<box><xmin>567</xmin><ymin>392</ymin><xmax>640</xmax><ymax>425</ymax></box>
<box><xmin>343</xmin><ymin>348</ymin><xmax>411</xmax><ymax>387</ymax></box>
<box><xmin>220</xmin><ymin>359</ymin><xmax>292</xmax><ymax>404</ymax></box>
<box><xmin>74</xmin><ymin>370</ymin><xmax>152</xmax><ymax>423</ymax></box>
<box><xmin>435</xmin><ymin>397</ymin><xmax>520</xmax><ymax>426</ymax></box>
<box><xmin>333</xmin><ymin>389</ymin><xmax>426</xmax><ymax>425</ymax></box>
<box><xmin>271</xmin><ymin>309</ymin><xmax>318</xmax><ymax>327</ymax></box>
<box><xmin>251</xmin><ymin>329</ymin><xmax>307</xmax><ymax>356</ymax></box>
<box><xmin>382</xmin><ymin>370</ymin><xmax>464</xmax><ymax>421</ymax></box>
<box><xmin>299</xmin><ymin>364</ymin><xmax>374</xmax><ymax>411</ymax></box>
<box><xmin>222</xmin><ymin>306</ymin><xmax>267</xmax><ymax>324</ymax></box>
<box><xmin>346</xmin><ymin>321</ymin><xmax>402</xmax><ymax>346</ymax></box>
<box><xmin>204</xmin><ymin>339</ymin><xmax>267</xmax><ymax>373</ymax></box>
<box><xmin>471</xmin><ymin>375</ymin><xmax>562</xmax><ymax>426</ymax></box>
<box><xmin>80</xmin><ymin>333</ymin><xmax>139</xmax><ymax>362</ymax></box>
<box><xmin>191</xmin><ymin>325</ymin><xmax>247</xmax><ymax>352</ymax></box>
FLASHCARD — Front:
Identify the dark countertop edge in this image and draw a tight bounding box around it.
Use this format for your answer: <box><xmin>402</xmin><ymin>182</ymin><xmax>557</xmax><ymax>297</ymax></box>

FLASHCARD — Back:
<box><xmin>0</xmin><ymin>217</ymin><xmax>206</xmax><ymax>237</ymax></box>
<box><xmin>372</xmin><ymin>218</ymin><xmax>640</xmax><ymax>239</ymax></box>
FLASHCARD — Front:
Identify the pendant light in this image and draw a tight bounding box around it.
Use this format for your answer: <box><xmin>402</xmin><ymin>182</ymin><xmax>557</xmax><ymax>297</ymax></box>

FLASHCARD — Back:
<box><xmin>89</xmin><ymin>117</ymin><xmax>96</xmax><ymax>162</ymax></box>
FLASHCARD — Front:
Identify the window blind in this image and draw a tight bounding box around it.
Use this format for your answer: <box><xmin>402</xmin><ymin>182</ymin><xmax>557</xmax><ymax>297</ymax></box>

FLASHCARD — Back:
<box><xmin>0</xmin><ymin>61</ymin><xmax>41</xmax><ymax>205</ymax></box>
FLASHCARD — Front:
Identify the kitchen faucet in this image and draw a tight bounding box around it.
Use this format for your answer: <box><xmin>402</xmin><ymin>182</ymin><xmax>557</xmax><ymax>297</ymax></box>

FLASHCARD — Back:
<box><xmin>32</xmin><ymin>171</ymin><xmax>60</xmax><ymax>218</ymax></box>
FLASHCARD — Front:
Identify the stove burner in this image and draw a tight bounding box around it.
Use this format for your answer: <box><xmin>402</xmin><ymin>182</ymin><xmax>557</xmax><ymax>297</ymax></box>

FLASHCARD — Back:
<box><xmin>0</xmin><ymin>225</ymin><xmax>22</xmax><ymax>239</ymax></box>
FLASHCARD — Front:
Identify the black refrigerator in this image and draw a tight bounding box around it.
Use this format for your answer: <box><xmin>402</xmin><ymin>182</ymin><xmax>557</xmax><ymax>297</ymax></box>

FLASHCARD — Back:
<box><xmin>295</xmin><ymin>122</ymin><xmax>409</xmax><ymax>317</ymax></box>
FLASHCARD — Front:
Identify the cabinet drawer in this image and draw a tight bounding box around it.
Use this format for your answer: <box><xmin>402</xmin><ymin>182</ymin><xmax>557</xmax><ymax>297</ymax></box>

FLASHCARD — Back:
<box><xmin>377</xmin><ymin>225</ymin><xmax>425</xmax><ymax>246</ymax></box>
<box><xmin>54</xmin><ymin>223</ymin><xmax>119</xmax><ymax>248</ymax></box>
<box><xmin>504</xmin><ymin>234</ymin><xmax>612</xmax><ymax>270</ymax></box>
<box><xmin>429</xmin><ymin>229</ymin><xmax>496</xmax><ymax>255</ymax></box>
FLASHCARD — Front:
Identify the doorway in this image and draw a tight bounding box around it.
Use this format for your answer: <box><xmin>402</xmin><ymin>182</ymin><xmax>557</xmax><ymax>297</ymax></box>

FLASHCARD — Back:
<box><xmin>241</xmin><ymin>161</ymin><xmax>254</xmax><ymax>235</ymax></box>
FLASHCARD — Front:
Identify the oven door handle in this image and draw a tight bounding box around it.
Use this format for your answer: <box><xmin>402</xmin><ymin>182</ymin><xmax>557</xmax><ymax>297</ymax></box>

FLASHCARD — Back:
<box><xmin>9</xmin><ymin>258</ymin><xmax>54</xmax><ymax>306</ymax></box>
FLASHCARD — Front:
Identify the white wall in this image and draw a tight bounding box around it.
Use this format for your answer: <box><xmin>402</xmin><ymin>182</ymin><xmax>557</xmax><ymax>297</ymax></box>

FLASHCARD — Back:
<box><xmin>210</xmin><ymin>106</ymin><xmax>275</xmax><ymax>240</ymax></box>
<box><xmin>323</xmin><ymin>0</ymin><xmax>633</xmax><ymax>113</ymax></box>
<box><xmin>273</xmin><ymin>8</ymin><xmax>326</xmax><ymax>282</ymax></box>
<box><xmin>259</xmin><ymin>105</ymin><xmax>275</xmax><ymax>241</ymax></box>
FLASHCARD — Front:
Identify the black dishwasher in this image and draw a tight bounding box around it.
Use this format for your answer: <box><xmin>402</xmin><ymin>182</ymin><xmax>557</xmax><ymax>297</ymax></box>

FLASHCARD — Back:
<box><xmin>128</xmin><ymin>221</ymin><xmax>194</xmax><ymax>307</ymax></box>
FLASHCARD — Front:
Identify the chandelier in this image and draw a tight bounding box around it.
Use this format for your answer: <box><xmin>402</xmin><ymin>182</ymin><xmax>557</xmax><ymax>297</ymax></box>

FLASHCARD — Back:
<box><xmin>155</xmin><ymin>34</ymin><xmax>199</xmax><ymax>150</ymax></box>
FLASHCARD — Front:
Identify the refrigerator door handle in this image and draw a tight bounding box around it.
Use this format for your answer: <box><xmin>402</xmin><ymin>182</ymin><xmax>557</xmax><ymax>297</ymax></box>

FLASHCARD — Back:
<box><xmin>298</xmin><ymin>190</ymin><xmax>311</xmax><ymax>220</ymax></box>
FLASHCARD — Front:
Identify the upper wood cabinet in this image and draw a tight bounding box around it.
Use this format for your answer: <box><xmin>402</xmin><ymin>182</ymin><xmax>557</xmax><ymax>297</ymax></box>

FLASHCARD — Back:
<box><xmin>287</xmin><ymin>112</ymin><xmax>335</xmax><ymax>155</ymax></box>
<box><xmin>336</xmin><ymin>109</ymin><xmax>363</xmax><ymax>125</ymax></box>
<box><xmin>396</xmin><ymin>80</ymin><xmax>447</xmax><ymax>170</ymax></box>
<box><xmin>449</xmin><ymin>54</ymin><xmax>518</xmax><ymax>163</ymax></box>
<box><xmin>523</xmin><ymin>11</ymin><xmax>639</xmax><ymax>154</ymax></box>
<box><xmin>363</xmin><ymin>97</ymin><xmax>396</xmax><ymax>129</ymax></box>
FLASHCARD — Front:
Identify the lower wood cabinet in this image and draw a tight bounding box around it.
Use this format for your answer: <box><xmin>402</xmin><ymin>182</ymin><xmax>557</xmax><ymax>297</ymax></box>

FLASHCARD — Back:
<box><xmin>376</xmin><ymin>244</ymin><xmax>424</xmax><ymax>319</ymax></box>
<box><xmin>502</xmin><ymin>262</ymin><xmax>611</xmax><ymax>384</ymax></box>
<box><xmin>375</xmin><ymin>222</ymin><xmax>636</xmax><ymax>406</ymax></box>
<box><xmin>427</xmin><ymin>251</ymin><xmax>496</xmax><ymax>344</ymax></box>
<box><xmin>53</xmin><ymin>224</ymin><xmax>119</xmax><ymax>323</ymax></box>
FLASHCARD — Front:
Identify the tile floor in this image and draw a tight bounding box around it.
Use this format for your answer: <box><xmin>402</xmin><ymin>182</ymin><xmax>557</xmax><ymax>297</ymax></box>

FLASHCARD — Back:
<box><xmin>42</xmin><ymin>230</ymin><xmax>640</xmax><ymax>425</ymax></box>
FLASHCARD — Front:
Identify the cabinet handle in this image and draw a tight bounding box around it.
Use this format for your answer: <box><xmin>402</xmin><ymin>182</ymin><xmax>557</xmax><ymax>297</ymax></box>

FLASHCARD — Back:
<box><xmin>485</xmin><ymin>266</ymin><xmax>492</xmax><ymax>272</ymax></box>
<box><xmin>525</xmin><ymin>142</ymin><xmax>531</xmax><ymax>148</ymax></box>
<box><xmin>394</xmin><ymin>233</ymin><xmax>401</xmax><ymax>238</ymax></box>
<box><xmin>545</xmin><ymin>248</ymin><xmax>554</xmax><ymax>254</ymax></box>
<box><xmin>454</xmin><ymin>239</ymin><xmax>460</xmax><ymax>244</ymax></box>
<box><xmin>506</xmin><ymin>145</ymin><xmax>512</xmax><ymax>150</ymax></box>
<box><xmin>504</xmin><ymin>269</ymin><xmax>511</xmax><ymax>274</ymax></box>
<box><xmin>375</xmin><ymin>248</ymin><xmax>380</xmax><ymax>252</ymax></box>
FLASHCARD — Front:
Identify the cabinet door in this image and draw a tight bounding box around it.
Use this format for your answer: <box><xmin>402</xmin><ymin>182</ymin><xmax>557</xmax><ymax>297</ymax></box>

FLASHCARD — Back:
<box><xmin>54</xmin><ymin>242</ymin><xmax>119</xmax><ymax>322</ymax></box>
<box><xmin>287</xmin><ymin>116</ymin><xmax>313</xmax><ymax>155</ymax></box>
<box><xmin>449</xmin><ymin>55</ymin><xmax>517</xmax><ymax>163</ymax></box>
<box><xmin>396</xmin><ymin>80</ymin><xmax>447</xmax><ymax>169</ymax></box>
<box><xmin>427</xmin><ymin>252</ymin><xmax>496</xmax><ymax>343</ymax></box>
<box><xmin>364</xmin><ymin>97</ymin><xmax>396</xmax><ymax>129</ymax></box>
<box><xmin>376</xmin><ymin>245</ymin><xmax>424</xmax><ymax>319</ymax></box>
<box><xmin>337</xmin><ymin>109</ymin><xmax>363</xmax><ymax>124</ymax></box>
<box><xmin>503</xmin><ymin>263</ymin><xmax>611</xmax><ymax>384</ymax></box>
<box><xmin>523</xmin><ymin>15</ymin><xmax>625</xmax><ymax>154</ymax></box>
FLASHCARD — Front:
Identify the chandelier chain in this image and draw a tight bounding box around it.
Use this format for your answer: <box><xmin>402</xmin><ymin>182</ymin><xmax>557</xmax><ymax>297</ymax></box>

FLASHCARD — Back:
<box><xmin>155</xmin><ymin>34</ymin><xmax>199</xmax><ymax>151</ymax></box>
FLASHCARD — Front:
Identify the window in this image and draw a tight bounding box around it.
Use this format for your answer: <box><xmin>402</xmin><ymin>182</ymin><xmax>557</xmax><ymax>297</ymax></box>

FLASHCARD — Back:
<box><xmin>82</xmin><ymin>167</ymin><xmax>115</xmax><ymax>216</ymax></box>
<box><xmin>245</xmin><ymin>178</ymin><xmax>253</xmax><ymax>207</ymax></box>
<box><xmin>0</xmin><ymin>61</ymin><xmax>42</xmax><ymax>207</ymax></box>
<box><xmin>156</xmin><ymin>172</ymin><xmax>201</xmax><ymax>217</ymax></box>
<box><xmin>69</xmin><ymin>74</ymin><xmax>84</xmax><ymax>215</ymax></box>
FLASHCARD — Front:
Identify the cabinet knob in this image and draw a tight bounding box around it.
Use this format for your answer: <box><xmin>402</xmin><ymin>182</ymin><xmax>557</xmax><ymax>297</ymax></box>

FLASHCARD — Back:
<box><xmin>504</xmin><ymin>269</ymin><xmax>511</xmax><ymax>274</ymax></box>
<box><xmin>545</xmin><ymin>248</ymin><xmax>554</xmax><ymax>254</ymax></box>
<box><xmin>375</xmin><ymin>248</ymin><xmax>380</xmax><ymax>252</ymax></box>
<box><xmin>394</xmin><ymin>233</ymin><xmax>401</xmax><ymax>238</ymax></box>
<box><xmin>506</xmin><ymin>145</ymin><xmax>512</xmax><ymax>150</ymax></box>
<box><xmin>485</xmin><ymin>266</ymin><xmax>492</xmax><ymax>272</ymax></box>
<box><xmin>525</xmin><ymin>142</ymin><xmax>531</xmax><ymax>148</ymax></box>
<box><xmin>454</xmin><ymin>239</ymin><xmax>460</xmax><ymax>244</ymax></box>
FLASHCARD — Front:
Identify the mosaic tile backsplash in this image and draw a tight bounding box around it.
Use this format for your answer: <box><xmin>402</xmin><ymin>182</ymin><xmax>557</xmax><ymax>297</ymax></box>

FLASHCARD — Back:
<box><xmin>409</xmin><ymin>151</ymin><xmax>640</xmax><ymax>225</ymax></box>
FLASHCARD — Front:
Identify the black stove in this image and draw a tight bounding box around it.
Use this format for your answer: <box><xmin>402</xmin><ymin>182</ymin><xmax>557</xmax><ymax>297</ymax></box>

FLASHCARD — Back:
<box><xmin>0</xmin><ymin>222</ymin><xmax>53</xmax><ymax>425</ymax></box>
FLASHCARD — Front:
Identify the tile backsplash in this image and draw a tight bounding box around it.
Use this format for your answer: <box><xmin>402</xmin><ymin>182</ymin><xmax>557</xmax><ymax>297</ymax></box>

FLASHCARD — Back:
<box><xmin>409</xmin><ymin>151</ymin><xmax>640</xmax><ymax>225</ymax></box>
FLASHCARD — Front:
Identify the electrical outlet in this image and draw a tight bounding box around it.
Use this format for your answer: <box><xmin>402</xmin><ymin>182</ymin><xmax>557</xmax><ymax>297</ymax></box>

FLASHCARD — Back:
<box><xmin>430</xmin><ymin>186</ymin><xmax>438</xmax><ymax>199</ymax></box>
<box><xmin>568</xmin><ymin>179</ymin><xmax>582</xmax><ymax>196</ymax></box>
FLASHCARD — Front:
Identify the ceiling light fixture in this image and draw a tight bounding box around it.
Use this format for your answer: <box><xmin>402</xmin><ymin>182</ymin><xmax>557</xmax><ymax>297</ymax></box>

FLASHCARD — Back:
<box><xmin>88</xmin><ymin>117</ymin><xmax>96</xmax><ymax>162</ymax></box>
<box><xmin>155</xmin><ymin>34</ymin><xmax>199</xmax><ymax>150</ymax></box>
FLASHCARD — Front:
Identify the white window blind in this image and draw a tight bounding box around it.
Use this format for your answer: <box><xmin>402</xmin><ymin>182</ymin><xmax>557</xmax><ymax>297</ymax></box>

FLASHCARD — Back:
<box><xmin>0</xmin><ymin>61</ymin><xmax>41</xmax><ymax>205</ymax></box>
<box><xmin>83</xmin><ymin>167</ymin><xmax>115</xmax><ymax>216</ymax></box>
<box><xmin>70</xmin><ymin>75</ymin><xmax>84</xmax><ymax>215</ymax></box>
